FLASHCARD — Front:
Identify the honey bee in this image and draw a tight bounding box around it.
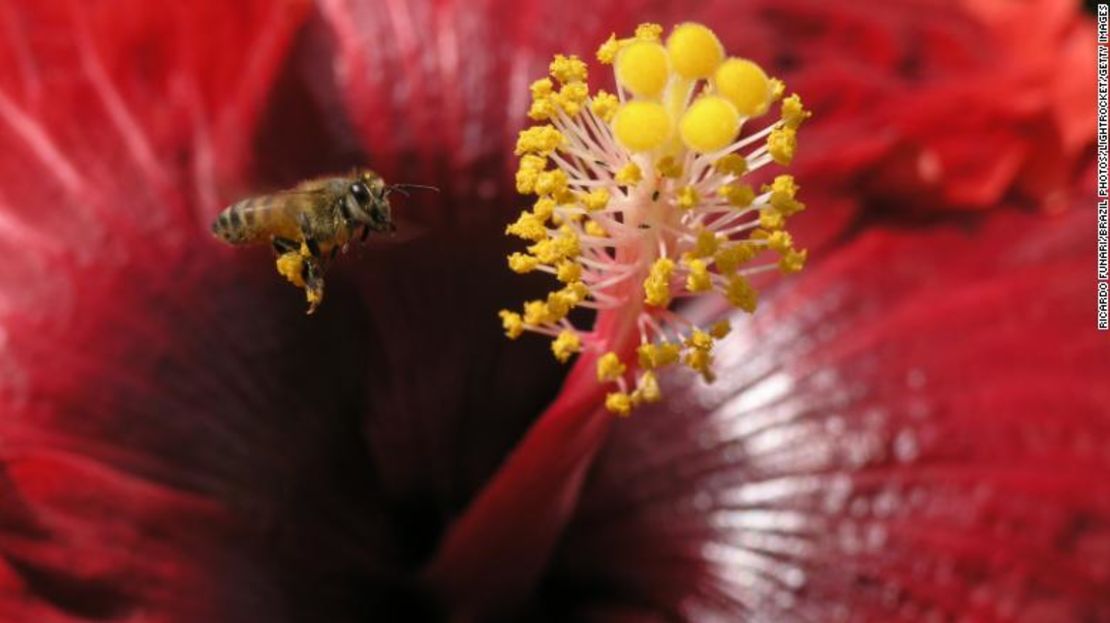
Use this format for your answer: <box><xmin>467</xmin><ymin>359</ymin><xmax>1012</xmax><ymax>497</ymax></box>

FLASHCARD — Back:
<box><xmin>212</xmin><ymin>169</ymin><xmax>433</xmax><ymax>314</ymax></box>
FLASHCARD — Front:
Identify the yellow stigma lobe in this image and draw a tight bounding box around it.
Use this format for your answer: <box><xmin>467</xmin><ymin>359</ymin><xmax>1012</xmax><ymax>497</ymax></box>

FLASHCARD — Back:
<box><xmin>715</xmin><ymin>58</ymin><xmax>771</xmax><ymax>117</ymax></box>
<box><xmin>616</xmin><ymin>41</ymin><xmax>670</xmax><ymax>98</ymax></box>
<box><xmin>666</xmin><ymin>23</ymin><xmax>723</xmax><ymax>79</ymax></box>
<box><xmin>613</xmin><ymin>101</ymin><xmax>672</xmax><ymax>152</ymax></box>
<box><xmin>680</xmin><ymin>96</ymin><xmax>740</xmax><ymax>153</ymax></box>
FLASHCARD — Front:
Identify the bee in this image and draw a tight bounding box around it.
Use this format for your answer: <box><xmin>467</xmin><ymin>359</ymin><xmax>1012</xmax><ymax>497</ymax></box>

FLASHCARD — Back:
<box><xmin>211</xmin><ymin>169</ymin><xmax>433</xmax><ymax>314</ymax></box>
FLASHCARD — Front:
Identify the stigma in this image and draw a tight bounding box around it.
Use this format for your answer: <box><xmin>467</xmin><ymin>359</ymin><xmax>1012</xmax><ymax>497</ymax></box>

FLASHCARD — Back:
<box><xmin>500</xmin><ymin>22</ymin><xmax>811</xmax><ymax>416</ymax></box>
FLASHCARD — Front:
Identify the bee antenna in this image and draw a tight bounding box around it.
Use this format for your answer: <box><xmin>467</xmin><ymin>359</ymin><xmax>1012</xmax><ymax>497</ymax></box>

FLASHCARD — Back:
<box><xmin>387</xmin><ymin>183</ymin><xmax>440</xmax><ymax>197</ymax></box>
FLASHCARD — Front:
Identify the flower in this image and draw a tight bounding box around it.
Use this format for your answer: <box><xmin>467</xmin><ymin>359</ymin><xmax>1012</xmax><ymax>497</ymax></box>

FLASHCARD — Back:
<box><xmin>0</xmin><ymin>1</ymin><xmax>1105</xmax><ymax>622</ymax></box>
<box><xmin>551</xmin><ymin>200</ymin><xmax>1110</xmax><ymax>621</ymax></box>
<box><xmin>502</xmin><ymin>23</ymin><xmax>812</xmax><ymax>414</ymax></box>
<box><xmin>753</xmin><ymin>0</ymin><xmax>1097</xmax><ymax>212</ymax></box>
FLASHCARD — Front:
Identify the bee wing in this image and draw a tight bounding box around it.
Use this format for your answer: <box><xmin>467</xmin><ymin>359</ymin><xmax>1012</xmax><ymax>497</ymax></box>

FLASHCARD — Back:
<box><xmin>372</xmin><ymin>213</ymin><xmax>429</xmax><ymax>244</ymax></box>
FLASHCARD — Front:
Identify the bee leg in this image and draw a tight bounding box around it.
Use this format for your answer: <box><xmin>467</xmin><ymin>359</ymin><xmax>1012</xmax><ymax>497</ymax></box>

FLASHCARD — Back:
<box><xmin>271</xmin><ymin>236</ymin><xmax>299</xmax><ymax>256</ymax></box>
<box><xmin>297</xmin><ymin>213</ymin><xmax>322</xmax><ymax>258</ymax></box>
<box><xmin>359</xmin><ymin>225</ymin><xmax>371</xmax><ymax>243</ymax></box>
<box><xmin>301</xmin><ymin>258</ymin><xmax>325</xmax><ymax>315</ymax></box>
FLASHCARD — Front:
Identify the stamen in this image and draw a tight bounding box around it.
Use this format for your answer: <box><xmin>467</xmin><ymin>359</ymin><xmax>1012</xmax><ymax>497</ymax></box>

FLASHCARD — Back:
<box><xmin>501</xmin><ymin>22</ymin><xmax>811</xmax><ymax>415</ymax></box>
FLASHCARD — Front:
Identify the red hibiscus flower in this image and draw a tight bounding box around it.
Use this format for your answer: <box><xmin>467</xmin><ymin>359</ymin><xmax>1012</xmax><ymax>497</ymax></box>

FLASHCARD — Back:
<box><xmin>0</xmin><ymin>1</ymin><xmax>1105</xmax><ymax>622</ymax></box>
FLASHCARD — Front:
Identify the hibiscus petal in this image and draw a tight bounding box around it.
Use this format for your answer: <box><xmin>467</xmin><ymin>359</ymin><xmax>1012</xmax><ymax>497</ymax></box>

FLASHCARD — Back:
<box><xmin>545</xmin><ymin>203</ymin><xmax>1110</xmax><ymax>620</ymax></box>
<box><xmin>0</xmin><ymin>2</ymin><xmax>584</xmax><ymax>618</ymax></box>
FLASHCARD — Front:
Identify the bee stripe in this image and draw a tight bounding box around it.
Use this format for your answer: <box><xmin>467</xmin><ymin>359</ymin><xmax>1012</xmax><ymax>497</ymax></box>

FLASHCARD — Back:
<box><xmin>228</xmin><ymin>207</ymin><xmax>242</xmax><ymax>229</ymax></box>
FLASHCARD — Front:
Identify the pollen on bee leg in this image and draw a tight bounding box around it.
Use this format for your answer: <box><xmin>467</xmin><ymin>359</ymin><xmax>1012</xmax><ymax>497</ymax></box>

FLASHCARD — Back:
<box><xmin>275</xmin><ymin>251</ymin><xmax>306</xmax><ymax>288</ymax></box>
<box><xmin>501</xmin><ymin>21</ymin><xmax>811</xmax><ymax>416</ymax></box>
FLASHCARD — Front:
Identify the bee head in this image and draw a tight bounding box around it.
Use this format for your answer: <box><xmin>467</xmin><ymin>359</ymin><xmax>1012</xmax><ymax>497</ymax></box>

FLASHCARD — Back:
<box><xmin>345</xmin><ymin>171</ymin><xmax>393</xmax><ymax>233</ymax></box>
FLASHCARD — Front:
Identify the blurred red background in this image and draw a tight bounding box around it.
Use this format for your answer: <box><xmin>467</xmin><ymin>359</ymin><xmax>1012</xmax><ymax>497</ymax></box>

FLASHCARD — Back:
<box><xmin>0</xmin><ymin>1</ymin><xmax>1105</xmax><ymax>621</ymax></box>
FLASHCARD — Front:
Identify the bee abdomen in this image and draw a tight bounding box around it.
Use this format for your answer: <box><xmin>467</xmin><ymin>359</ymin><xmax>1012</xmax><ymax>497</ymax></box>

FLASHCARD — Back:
<box><xmin>211</xmin><ymin>198</ymin><xmax>261</xmax><ymax>244</ymax></box>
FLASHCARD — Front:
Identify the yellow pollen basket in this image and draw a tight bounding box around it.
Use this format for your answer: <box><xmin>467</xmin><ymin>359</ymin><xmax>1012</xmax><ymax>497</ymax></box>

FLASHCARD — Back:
<box><xmin>503</xmin><ymin>21</ymin><xmax>811</xmax><ymax>416</ymax></box>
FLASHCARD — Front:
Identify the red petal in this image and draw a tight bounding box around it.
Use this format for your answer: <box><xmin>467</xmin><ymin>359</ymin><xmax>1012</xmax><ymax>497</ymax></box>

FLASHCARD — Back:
<box><xmin>546</xmin><ymin>202</ymin><xmax>1110</xmax><ymax>619</ymax></box>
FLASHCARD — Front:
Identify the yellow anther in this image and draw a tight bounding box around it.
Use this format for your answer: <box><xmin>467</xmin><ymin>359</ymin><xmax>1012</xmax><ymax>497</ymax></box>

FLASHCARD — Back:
<box><xmin>597</xmin><ymin>351</ymin><xmax>627</xmax><ymax>382</ymax></box>
<box><xmin>499</xmin><ymin>310</ymin><xmax>525</xmax><ymax>339</ymax></box>
<box><xmin>534</xmin><ymin>169</ymin><xmax>569</xmax><ymax>196</ymax></box>
<box><xmin>775</xmin><ymin>195</ymin><xmax>804</xmax><ymax>217</ymax></box>
<box><xmin>714</xmin><ymin>153</ymin><xmax>748</xmax><ymax>176</ymax></box>
<box><xmin>515</xmin><ymin>125</ymin><xmax>565</xmax><ymax>156</ymax></box>
<box><xmin>616</xmin><ymin>41</ymin><xmax>670</xmax><ymax>98</ymax></box>
<box><xmin>597</xmin><ymin>34</ymin><xmax>621</xmax><ymax>64</ymax></box>
<box><xmin>768</xmin><ymin>174</ymin><xmax>798</xmax><ymax>198</ymax></box>
<box><xmin>532</xmin><ymin>196</ymin><xmax>556</xmax><ymax>221</ymax></box>
<box><xmin>506</xmin><ymin>211</ymin><xmax>548</xmax><ymax>242</ymax></box>
<box><xmin>582</xmin><ymin>188</ymin><xmax>611</xmax><ymax>212</ymax></box>
<box><xmin>683</xmin><ymin>347</ymin><xmax>714</xmax><ymax>381</ymax></box>
<box><xmin>656</xmin><ymin>155</ymin><xmax>683</xmax><ymax>178</ymax></box>
<box><xmin>519</xmin><ymin>153</ymin><xmax>547</xmax><ymax>174</ymax></box>
<box><xmin>685</xmin><ymin>258</ymin><xmax>712</xmax><ymax>292</ymax></box>
<box><xmin>615</xmin><ymin>162</ymin><xmax>643</xmax><ymax>185</ymax></box>
<box><xmin>759</xmin><ymin>208</ymin><xmax>784</xmax><ymax>231</ymax></box>
<box><xmin>515</xmin><ymin>169</ymin><xmax>539</xmax><ymax>194</ymax></box>
<box><xmin>591</xmin><ymin>90</ymin><xmax>620</xmax><ymax>122</ymax></box>
<box><xmin>693</xmin><ymin>229</ymin><xmax>720</xmax><ymax>257</ymax></box>
<box><xmin>561</xmin><ymin>280</ymin><xmax>590</xmax><ymax>303</ymax></box>
<box><xmin>781</xmin><ymin>93</ymin><xmax>810</xmax><ymax>129</ymax></box>
<box><xmin>508</xmin><ymin>252</ymin><xmax>540</xmax><ymax>273</ymax></box>
<box><xmin>556</xmin><ymin>228</ymin><xmax>582</xmax><ymax>258</ymax></box>
<box><xmin>768</xmin><ymin>127</ymin><xmax>797</xmax><ymax>165</ymax></box>
<box><xmin>545</xmin><ymin>290</ymin><xmax>575</xmax><ymax>322</ymax></box>
<box><xmin>634</xmin><ymin>371</ymin><xmax>662</xmax><ymax>403</ymax></box>
<box><xmin>605</xmin><ymin>392</ymin><xmax>633</xmax><ymax>416</ymax></box>
<box><xmin>612</xmin><ymin>101</ymin><xmax>672</xmax><ymax>152</ymax></box>
<box><xmin>666</xmin><ymin>23</ymin><xmax>723</xmax><ymax>79</ymax></box>
<box><xmin>686</xmin><ymin>329</ymin><xmax>713</xmax><ymax>351</ymax></box>
<box><xmin>584</xmin><ymin>220</ymin><xmax>608</xmax><ymax>237</ymax></box>
<box><xmin>635</xmin><ymin>23</ymin><xmax>663</xmax><ymax>41</ymax></box>
<box><xmin>528</xmin><ymin>230</ymin><xmax>579</xmax><ymax>263</ymax></box>
<box><xmin>767</xmin><ymin>175</ymin><xmax>804</xmax><ymax>215</ymax></box>
<box><xmin>676</xmin><ymin>186</ymin><xmax>699</xmax><ymax>210</ymax></box>
<box><xmin>714</xmin><ymin>58</ymin><xmax>771</xmax><ymax>117</ymax></box>
<box><xmin>767</xmin><ymin>230</ymin><xmax>793</xmax><ymax>254</ymax></box>
<box><xmin>549</xmin><ymin>54</ymin><xmax>588</xmax><ymax>83</ymax></box>
<box><xmin>515</xmin><ymin>154</ymin><xmax>548</xmax><ymax>193</ymax></box>
<box><xmin>556</xmin><ymin>260</ymin><xmax>582</xmax><ymax>282</ymax></box>
<box><xmin>779</xmin><ymin>248</ymin><xmax>807</xmax><ymax>273</ymax></box>
<box><xmin>551</xmin><ymin>330</ymin><xmax>582</xmax><ymax>362</ymax></box>
<box><xmin>717</xmin><ymin>184</ymin><xmax>755</xmax><ymax>207</ymax></box>
<box><xmin>552</xmin><ymin>188</ymin><xmax>576</xmax><ymax>205</ymax></box>
<box><xmin>725</xmin><ymin>274</ymin><xmax>758</xmax><ymax>312</ymax></box>
<box><xmin>528</xmin><ymin>97</ymin><xmax>557</xmax><ymax>121</ymax></box>
<box><xmin>709</xmin><ymin>319</ymin><xmax>731</xmax><ymax>339</ymax></box>
<box><xmin>643</xmin><ymin>257</ymin><xmax>676</xmax><ymax>307</ymax></box>
<box><xmin>523</xmin><ymin>299</ymin><xmax>547</xmax><ymax>325</ymax></box>
<box><xmin>715</xmin><ymin>243</ymin><xmax>757</xmax><ymax>274</ymax></box>
<box><xmin>530</xmin><ymin>78</ymin><xmax>554</xmax><ymax>99</ymax></box>
<box><xmin>637</xmin><ymin>341</ymin><xmax>681</xmax><ymax>369</ymax></box>
<box><xmin>558</xmin><ymin>82</ymin><xmax>590</xmax><ymax>115</ymax></box>
<box><xmin>275</xmin><ymin>251</ymin><xmax>307</xmax><ymax>288</ymax></box>
<box><xmin>679</xmin><ymin>96</ymin><xmax>740</xmax><ymax>153</ymax></box>
<box><xmin>528</xmin><ymin>79</ymin><xmax>557</xmax><ymax>120</ymax></box>
<box><xmin>769</xmin><ymin>78</ymin><xmax>785</xmax><ymax>102</ymax></box>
